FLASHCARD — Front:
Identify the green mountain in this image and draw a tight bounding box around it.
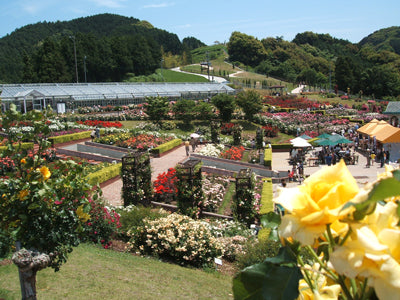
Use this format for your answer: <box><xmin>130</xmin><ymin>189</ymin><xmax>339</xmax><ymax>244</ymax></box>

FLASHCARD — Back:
<box><xmin>226</xmin><ymin>27</ymin><xmax>400</xmax><ymax>99</ymax></box>
<box><xmin>359</xmin><ymin>26</ymin><xmax>400</xmax><ymax>55</ymax></box>
<box><xmin>0</xmin><ymin>13</ymin><xmax>184</xmax><ymax>83</ymax></box>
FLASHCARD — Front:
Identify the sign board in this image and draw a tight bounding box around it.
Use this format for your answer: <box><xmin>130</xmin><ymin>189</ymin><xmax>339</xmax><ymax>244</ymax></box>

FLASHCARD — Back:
<box><xmin>57</xmin><ymin>103</ymin><xmax>66</xmax><ymax>114</ymax></box>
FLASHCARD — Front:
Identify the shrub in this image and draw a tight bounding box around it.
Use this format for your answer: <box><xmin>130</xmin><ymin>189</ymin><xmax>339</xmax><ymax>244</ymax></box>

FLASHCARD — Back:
<box><xmin>86</xmin><ymin>163</ymin><xmax>122</xmax><ymax>186</ymax></box>
<box><xmin>235</xmin><ymin>239</ymin><xmax>282</xmax><ymax>270</ymax></box>
<box><xmin>129</xmin><ymin>213</ymin><xmax>222</xmax><ymax>268</ymax></box>
<box><xmin>161</xmin><ymin>120</ymin><xmax>177</xmax><ymax>130</ymax></box>
<box><xmin>150</xmin><ymin>138</ymin><xmax>182</xmax><ymax>156</ymax></box>
<box><xmin>81</xmin><ymin>198</ymin><xmax>121</xmax><ymax>249</ymax></box>
<box><xmin>116</xmin><ymin>205</ymin><xmax>169</xmax><ymax>241</ymax></box>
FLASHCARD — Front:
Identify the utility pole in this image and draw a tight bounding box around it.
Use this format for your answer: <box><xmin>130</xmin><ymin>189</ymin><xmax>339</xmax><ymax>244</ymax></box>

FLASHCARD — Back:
<box><xmin>69</xmin><ymin>35</ymin><xmax>79</xmax><ymax>83</ymax></box>
<box><xmin>84</xmin><ymin>56</ymin><xmax>87</xmax><ymax>83</ymax></box>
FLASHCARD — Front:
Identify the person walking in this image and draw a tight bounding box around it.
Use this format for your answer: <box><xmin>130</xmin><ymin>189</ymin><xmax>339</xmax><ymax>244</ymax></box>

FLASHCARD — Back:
<box><xmin>185</xmin><ymin>139</ymin><xmax>190</xmax><ymax>156</ymax></box>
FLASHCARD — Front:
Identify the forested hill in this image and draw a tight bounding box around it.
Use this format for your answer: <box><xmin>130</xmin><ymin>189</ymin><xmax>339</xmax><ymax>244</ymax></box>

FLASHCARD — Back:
<box><xmin>359</xmin><ymin>26</ymin><xmax>400</xmax><ymax>55</ymax></box>
<box><xmin>0</xmin><ymin>13</ymin><xmax>184</xmax><ymax>83</ymax></box>
<box><xmin>227</xmin><ymin>27</ymin><xmax>400</xmax><ymax>99</ymax></box>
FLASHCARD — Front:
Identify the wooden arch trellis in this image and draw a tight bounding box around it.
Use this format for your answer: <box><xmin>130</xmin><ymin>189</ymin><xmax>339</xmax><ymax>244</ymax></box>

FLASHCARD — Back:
<box><xmin>176</xmin><ymin>159</ymin><xmax>203</xmax><ymax>217</ymax></box>
<box><xmin>121</xmin><ymin>151</ymin><xmax>152</xmax><ymax>206</ymax></box>
<box><xmin>234</xmin><ymin>168</ymin><xmax>256</xmax><ymax>225</ymax></box>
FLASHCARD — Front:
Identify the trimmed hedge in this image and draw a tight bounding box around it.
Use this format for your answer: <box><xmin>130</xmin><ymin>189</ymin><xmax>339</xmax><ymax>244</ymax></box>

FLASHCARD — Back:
<box><xmin>258</xmin><ymin>178</ymin><xmax>274</xmax><ymax>242</ymax></box>
<box><xmin>271</xmin><ymin>143</ymin><xmax>292</xmax><ymax>150</ymax></box>
<box><xmin>0</xmin><ymin>142</ymin><xmax>34</xmax><ymax>152</ymax></box>
<box><xmin>259</xmin><ymin>178</ymin><xmax>274</xmax><ymax>215</ymax></box>
<box><xmin>86</xmin><ymin>163</ymin><xmax>122</xmax><ymax>186</ymax></box>
<box><xmin>263</xmin><ymin>148</ymin><xmax>272</xmax><ymax>167</ymax></box>
<box><xmin>150</xmin><ymin>138</ymin><xmax>182</xmax><ymax>156</ymax></box>
<box><xmin>48</xmin><ymin>131</ymin><xmax>92</xmax><ymax>145</ymax></box>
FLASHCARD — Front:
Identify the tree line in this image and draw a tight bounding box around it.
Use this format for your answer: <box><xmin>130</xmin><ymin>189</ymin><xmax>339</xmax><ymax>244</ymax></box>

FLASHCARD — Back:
<box><xmin>0</xmin><ymin>14</ymin><xmax>200</xmax><ymax>83</ymax></box>
<box><xmin>227</xmin><ymin>30</ymin><xmax>400</xmax><ymax>99</ymax></box>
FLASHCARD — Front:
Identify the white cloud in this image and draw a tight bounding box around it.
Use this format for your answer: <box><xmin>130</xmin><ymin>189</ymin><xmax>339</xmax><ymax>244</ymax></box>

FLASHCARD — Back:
<box><xmin>89</xmin><ymin>0</ymin><xmax>126</xmax><ymax>8</ymax></box>
<box><xmin>143</xmin><ymin>2</ymin><xmax>175</xmax><ymax>9</ymax></box>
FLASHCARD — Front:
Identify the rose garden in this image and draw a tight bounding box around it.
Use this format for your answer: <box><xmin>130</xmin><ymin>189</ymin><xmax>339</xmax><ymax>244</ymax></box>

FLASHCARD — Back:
<box><xmin>0</xmin><ymin>93</ymin><xmax>399</xmax><ymax>299</ymax></box>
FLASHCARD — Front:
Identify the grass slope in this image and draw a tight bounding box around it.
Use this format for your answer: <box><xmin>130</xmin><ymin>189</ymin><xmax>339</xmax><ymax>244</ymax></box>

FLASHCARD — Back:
<box><xmin>161</xmin><ymin>69</ymin><xmax>209</xmax><ymax>82</ymax></box>
<box><xmin>0</xmin><ymin>244</ymin><xmax>233</xmax><ymax>300</ymax></box>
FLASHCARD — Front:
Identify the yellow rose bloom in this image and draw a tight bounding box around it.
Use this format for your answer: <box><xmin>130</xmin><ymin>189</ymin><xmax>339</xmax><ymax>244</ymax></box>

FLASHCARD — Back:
<box><xmin>39</xmin><ymin>166</ymin><xmax>51</xmax><ymax>180</ymax></box>
<box><xmin>20</xmin><ymin>158</ymin><xmax>26</xmax><ymax>164</ymax></box>
<box><xmin>76</xmin><ymin>205</ymin><xmax>90</xmax><ymax>223</ymax></box>
<box><xmin>275</xmin><ymin>160</ymin><xmax>359</xmax><ymax>245</ymax></box>
<box><xmin>18</xmin><ymin>189</ymin><xmax>29</xmax><ymax>201</ymax></box>
<box><xmin>330</xmin><ymin>201</ymin><xmax>400</xmax><ymax>300</ymax></box>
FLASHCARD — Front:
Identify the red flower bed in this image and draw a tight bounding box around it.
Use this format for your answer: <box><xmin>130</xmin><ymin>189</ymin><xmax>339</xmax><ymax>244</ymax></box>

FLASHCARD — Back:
<box><xmin>220</xmin><ymin>122</ymin><xmax>236</xmax><ymax>135</ymax></box>
<box><xmin>262</xmin><ymin>95</ymin><xmax>328</xmax><ymax>110</ymax></box>
<box><xmin>153</xmin><ymin>168</ymin><xmax>177</xmax><ymax>203</ymax></box>
<box><xmin>261</xmin><ymin>125</ymin><xmax>279</xmax><ymax>137</ymax></box>
<box><xmin>77</xmin><ymin>120</ymin><xmax>123</xmax><ymax>128</ymax></box>
<box><xmin>221</xmin><ymin>146</ymin><xmax>245</xmax><ymax>161</ymax></box>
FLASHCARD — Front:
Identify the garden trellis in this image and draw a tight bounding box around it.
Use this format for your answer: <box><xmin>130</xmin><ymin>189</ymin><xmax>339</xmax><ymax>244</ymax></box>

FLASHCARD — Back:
<box><xmin>121</xmin><ymin>151</ymin><xmax>152</xmax><ymax>206</ymax></box>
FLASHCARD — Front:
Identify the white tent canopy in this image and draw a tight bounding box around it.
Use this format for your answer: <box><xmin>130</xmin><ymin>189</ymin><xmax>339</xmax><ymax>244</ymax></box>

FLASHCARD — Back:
<box><xmin>290</xmin><ymin>137</ymin><xmax>312</xmax><ymax>148</ymax></box>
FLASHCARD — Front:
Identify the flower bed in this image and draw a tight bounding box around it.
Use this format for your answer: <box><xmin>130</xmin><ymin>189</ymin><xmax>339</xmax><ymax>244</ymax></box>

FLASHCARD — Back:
<box><xmin>96</xmin><ymin>132</ymin><xmax>174</xmax><ymax>151</ymax></box>
<box><xmin>76</xmin><ymin>120</ymin><xmax>123</xmax><ymax>128</ymax></box>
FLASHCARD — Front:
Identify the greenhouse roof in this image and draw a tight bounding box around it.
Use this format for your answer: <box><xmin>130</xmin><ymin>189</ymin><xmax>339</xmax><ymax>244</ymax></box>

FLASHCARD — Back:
<box><xmin>0</xmin><ymin>82</ymin><xmax>235</xmax><ymax>101</ymax></box>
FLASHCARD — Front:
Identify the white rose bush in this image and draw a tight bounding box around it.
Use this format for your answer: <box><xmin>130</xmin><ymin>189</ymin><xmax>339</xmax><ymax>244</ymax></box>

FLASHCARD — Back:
<box><xmin>233</xmin><ymin>160</ymin><xmax>400</xmax><ymax>300</ymax></box>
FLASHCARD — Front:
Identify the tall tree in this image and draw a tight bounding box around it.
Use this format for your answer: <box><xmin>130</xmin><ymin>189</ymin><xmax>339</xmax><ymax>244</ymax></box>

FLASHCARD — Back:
<box><xmin>227</xmin><ymin>32</ymin><xmax>267</xmax><ymax>67</ymax></box>
<box><xmin>173</xmin><ymin>99</ymin><xmax>195</xmax><ymax>127</ymax></box>
<box><xmin>212</xmin><ymin>93</ymin><xmax>236</xmax><ymax>123</ymax></box>
<box><xmin>235</xmin><ymin>90</ymin><xmax>263</xmax><ymax>121</ymax></box>
<box><xmin>144</xmin><ymin>96</ymin><xmax>169</xmax><ymax>126</ymax></box>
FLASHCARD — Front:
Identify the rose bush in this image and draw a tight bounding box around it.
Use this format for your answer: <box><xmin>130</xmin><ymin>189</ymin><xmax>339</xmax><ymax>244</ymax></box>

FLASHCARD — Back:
<box><xmin>128</xmin><ymin>213</ymin><xmax>223</xmax><ymax>268</ymax></box>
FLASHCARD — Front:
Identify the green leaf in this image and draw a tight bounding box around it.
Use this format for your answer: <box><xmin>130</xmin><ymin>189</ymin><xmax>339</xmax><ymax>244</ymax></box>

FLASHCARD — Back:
<box><xmin>28</xmin><ymin>203</ymin><xmax>40</xmax><ymax>210</ymax></box>
<box><xmin>265</xmin><ymin>246</ymin><xmax>297</xmax><ymax>265</ymax></box>
<box><xmin>343</xmin><ymin>176</ymin><xmax>400</xmax><ymax>220</ymax></box>
<box><xmin>233</xmin><ymin>261</ymin><xmax>302</xmax><ymax>300</ymax></box>
<box><xmin>392</xmin><ymin>169</ymin><xmax>400</xmax><ymax>181</ymax></box>
<box><xmin>268</xmin><ymin>228</ymin><xmax>280</xmax><ymax>242</ymax></box>
<box><xmin>260</xmin><ymin>211</ymin><xmax>281</xmax><ymax>229</ymax></box>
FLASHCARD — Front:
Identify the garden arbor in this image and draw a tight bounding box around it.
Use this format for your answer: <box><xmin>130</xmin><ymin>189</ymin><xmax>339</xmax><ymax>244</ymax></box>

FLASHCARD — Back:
<box><xmin>121</xmin><ymin>151</ymin><xmax>152</xmax><ymax>206</ymax></box>
<box><xmin>176</xmin><ymin>159</ymin><xmax>203</xmax><ymax>217</ymax></box>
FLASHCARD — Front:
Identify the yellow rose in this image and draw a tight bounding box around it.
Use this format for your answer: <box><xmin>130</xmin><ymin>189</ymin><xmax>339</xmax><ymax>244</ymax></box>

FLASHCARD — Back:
<box><xmin>275</xmin><ymin>160</ymin><xmax>359</xmax><ymax>245</ymax></box>
<box><xmin>330</xmin><ymin>202</ymin><xmax>400</xmax><ymax>300</ymax></box>
<box><xmin>18</xmin><ymin>189</ymin><xmax>29</xmax><ymax>201</ymax></box>
<box><xmin>20</xmin><ymin>158</ymin><xmax>26</xmax><ymax>164</ymax></box>
<box><xmin>39</xmin><ymin>166</ymin><xmax>51</xmax><ymax>180</ymax></box>
<box><xmin>76</xmin><ymin>205</ymin><xmax>90</xmax><ymax>223</ymax></box>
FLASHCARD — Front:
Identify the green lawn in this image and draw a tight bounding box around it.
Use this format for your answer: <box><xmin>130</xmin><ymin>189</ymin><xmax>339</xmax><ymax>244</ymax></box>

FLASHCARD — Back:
<box><xmin>0</xmin><ymin>243</ymin><xmax>233</xmax><ymax>300</ymax></box>
<box><xmin>160</xmin><ymin>69</ymin><xmax>209</xmax><ymax>82</ymax></box>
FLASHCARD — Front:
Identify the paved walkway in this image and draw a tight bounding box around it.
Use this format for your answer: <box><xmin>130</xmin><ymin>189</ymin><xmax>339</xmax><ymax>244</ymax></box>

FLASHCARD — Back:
<box><xmin>102</xmin><ymin>145</ymin><xmax>191</xmax><ymax>206</ymax></box>
<box><xmin>102</xmin><ymin>145</ymin><xmax>394</xmax><ymax>207</ymax></box>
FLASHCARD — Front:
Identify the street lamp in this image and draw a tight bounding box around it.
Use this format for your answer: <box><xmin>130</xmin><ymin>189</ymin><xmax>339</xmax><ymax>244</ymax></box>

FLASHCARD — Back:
<box><xmin>69</xmin><ymin>35</ymin><xmax>79</xmax><ymax>83</ymax></box>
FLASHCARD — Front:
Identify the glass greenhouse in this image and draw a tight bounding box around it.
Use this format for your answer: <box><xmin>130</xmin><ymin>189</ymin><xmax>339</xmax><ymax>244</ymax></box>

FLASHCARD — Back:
<box><xmin>0</xmin><ymin>82</ymin><xmax>235</xmax><ymax>113</ymax></box>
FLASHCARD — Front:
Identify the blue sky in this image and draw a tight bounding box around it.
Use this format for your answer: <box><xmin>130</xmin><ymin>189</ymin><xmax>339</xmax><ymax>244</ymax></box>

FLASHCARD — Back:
<box><xmin>1</xmin><ymin>0</ymin><xmax>399</xmax><ymax>45</ymax></box>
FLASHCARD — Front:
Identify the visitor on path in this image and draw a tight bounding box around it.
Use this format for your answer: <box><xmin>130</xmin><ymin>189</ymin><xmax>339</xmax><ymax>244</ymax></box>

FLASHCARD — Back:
<box><xmin>95</xmin><ymin>126</ymin><xmax>100</xmax><ymax>138</ymax></box>
<box><xmin>90</xmin><ymin>129</ymin><xmax>96</xmax><ymax>141</ymax></box>
<box><xmin>366</xmin><ymin>149</ymin><xmax>371</xmax><ymax>168</ymax></box>
<box><xmin>185</xmin><ymin>139</ymin><xmax>190</xmax><ymax>156</ymax></box>
<box><xmin>190</xmin><ymin>137</ymin><xmax>196</xmax><ymax>152</ymax></box>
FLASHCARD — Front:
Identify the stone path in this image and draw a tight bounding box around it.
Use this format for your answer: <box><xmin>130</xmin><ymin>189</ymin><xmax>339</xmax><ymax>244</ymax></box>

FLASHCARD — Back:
<box><xmin>102</xmin><ymin>145</ymin><xmax>192</xmax><ymax>206</ymax></box>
